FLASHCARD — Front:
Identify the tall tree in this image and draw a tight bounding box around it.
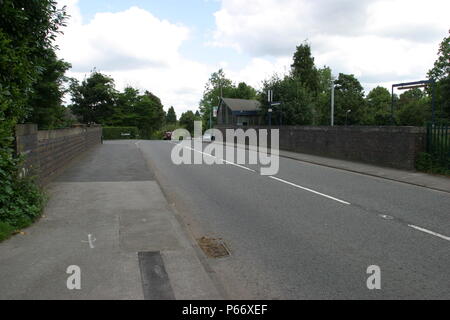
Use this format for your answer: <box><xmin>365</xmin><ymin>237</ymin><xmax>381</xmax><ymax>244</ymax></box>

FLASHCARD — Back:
<box><xmin>291</xmin><ymin>42</ymin><xmax>320</xmax><ymax>94</ymax></box>
<box><xmin>199</xmin><ymin>69</ymin><xmax>234</xmax><ymax>128</ymax></box>
<box><xmin>69</xmin><ymin>71</ymin><xmax>117</xmax><ymax>124</ymax></box>
<box><xmin>0</xmin><ymin>0</ymin><xmax>67</xmax><ymax>231</ymax></box>
<box><xmin>261</xmin><ymin>74</ymin><xmax>314</xmax><ymax>126</ymax></box>
<box><xmin>135</xmin><ymin>91</ymin><xmax>166</xmax><ymax>139</ymax></box>
<box><xmin>314</xmin><ymin>66</ymin><xmax>333</xmax><ymax>125</ymax></box>
<box><xmin>232</xmin><ymin>82</ymin><xmax>257</xmax><ymax>100</ymax></box>
<box><xmin>333</xmin><ymin>73</ymin><xmax>366</xmax><ymax>125</ymax></box>
<box><xmin>179</xmin><ymin>110</ymin><xmax>196</xmax><ymax>133</ymax></box>
<box><xmin>27</xmin><ymin>49</ymin><xmax>72</xmax><ymax>129</ymax></box>
<box><xmin>396</xmin><ymin>88</ymin><xmax>431</xmax><ymax>126</ymax></box>
<box><xmin>428</xmin><ymin>30</ymin><xmax>450</xmax><ymax>121</ymax></box>
<box><xmin>166</xmin><ymin>106</ymin><xmax>177</xmax><ymax>124</ymax></box>
<box><xmin>363</xmin><ymin>86</ymin><xmax>392</xmax><ymax>125</ymax></box>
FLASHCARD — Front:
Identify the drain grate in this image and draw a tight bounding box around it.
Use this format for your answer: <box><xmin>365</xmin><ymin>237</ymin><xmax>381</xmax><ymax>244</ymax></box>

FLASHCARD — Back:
<box><xmin>197</xmin><ymin>237</ymin><xmax>230</xmax><ymax>258</ymax></box>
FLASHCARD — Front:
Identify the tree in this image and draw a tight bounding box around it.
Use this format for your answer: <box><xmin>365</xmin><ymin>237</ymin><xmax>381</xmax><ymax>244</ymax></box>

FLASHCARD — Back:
<box><xmin>333</xmin><ymin>73</ymin><xmax>366</xmax><ymax>125</ymax></box>
<box><xmin>291</xmin><ymin>42</ymin><xmax>320</xmax><ymax>94</ymax></box>
<box><xmin>396</xmin><ymin>88</ymin><xmax>431</xmax><ymax>126</ymax></box>
<box><xmin>0</xmin><ymin>0</ymin><xmax>68</xmax><ymax>234</ymax></box>
<box><xmin>232</xmin><ymin>82</ymin><xmax>257</xmax><ymax>100</ymax></box>
<box><xmin>135</xmin><ymin>91</ymin><xmax>165</xmax><ymax>139</ymax></box>
<box><xmin>69</xmin><ymin>71</ymin><xmax>117</xmax><ymax>124</ymax></box>
<box><xmin>111</xmin><ymin>86</ymin><xmax>141</xmax><ymax>126</ymax></box>
<box><xmin>199</xmin><ymin>69</ymin><xmax>234</xmax><ymax>128</ymax></box>
<box><xmin>314</xmin><ymin>66</ymin><xmax>333</xmax><ymax>125</ymax></box>
<box><xmin>166</xmin><ymin>106</ymin><xmax>177</xmax><ymax>124</ymax></box>
<box><xmin>363</xmin><ymin>86</ymin><xmax>392</xmax><ymax>125</ymax></box>
<box><xmin>179</xmin><ymin>110</ymin><xmax>196</xmax><ymax>133</ymax></box>
<box><xmin>27</xmin><ymin>49</ymin><xmax>72</xmax><ymax>129</ymax></box>
<box><xmin>428</xmin><ymin>30</ymin><xmax>450</xmax><ymax>121</ymax></box>
<box><xmin>261</xmin><ymin>74</ymin><xmax>314</xmax><ymax>126</ymax></box>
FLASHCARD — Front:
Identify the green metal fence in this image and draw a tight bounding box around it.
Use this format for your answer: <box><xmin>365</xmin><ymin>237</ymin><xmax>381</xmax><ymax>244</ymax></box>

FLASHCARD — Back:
<box><xmin>427</xmin><ymin>122</ymin><xmax>450</xmax><ymax>169</ymax></box>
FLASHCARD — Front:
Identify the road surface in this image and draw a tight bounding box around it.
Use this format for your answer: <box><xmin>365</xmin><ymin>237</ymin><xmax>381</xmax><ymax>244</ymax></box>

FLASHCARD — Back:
<box><xmin>136</xmin><ymin>140</ymin><xmax>449</xmax><ymax>300</ymax></box>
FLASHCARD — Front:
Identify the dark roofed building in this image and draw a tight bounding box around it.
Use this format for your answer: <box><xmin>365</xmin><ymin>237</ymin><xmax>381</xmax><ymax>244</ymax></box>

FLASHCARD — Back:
<box><xmin>217</xmin><ymin>98</ymin><xmax>262</xmax><ymax>126</ymax></box>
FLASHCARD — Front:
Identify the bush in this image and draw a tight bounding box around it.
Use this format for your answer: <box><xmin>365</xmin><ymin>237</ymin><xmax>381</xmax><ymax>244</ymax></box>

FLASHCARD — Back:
<box><xmin>102</xmin><ymin>127</ymin><xmax>139</xmax><ymax>140</ymax></box>
<box><xmin>0</xmin><ymin>222</ymin><xmax>15</xmax><ymax>242</ymax></box>
<box><xmin>416</xmin><ymin>152</ymin><xmax>450</xmax><ymax>176</ymax></box>
<box><xmin>0</xmin><ymin>151</ymin><xmax>46</xmax><ymax>240</ymax></box>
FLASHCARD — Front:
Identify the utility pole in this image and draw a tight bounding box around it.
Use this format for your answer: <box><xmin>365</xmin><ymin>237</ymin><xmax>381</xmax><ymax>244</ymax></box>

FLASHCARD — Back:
<box><xmin>210</xmin><ymin>106</ymin><xmax>212</xmax><ymax>130</ymax></box>
<box><xmin>331</xmin><ymin>79</ymin><xmax>335</xmax><ymax>126</ymax></box>
<box><xmin>268</xmin><ymin>90</ymin><xmax>273</xmax><ymax>127</ymax></box>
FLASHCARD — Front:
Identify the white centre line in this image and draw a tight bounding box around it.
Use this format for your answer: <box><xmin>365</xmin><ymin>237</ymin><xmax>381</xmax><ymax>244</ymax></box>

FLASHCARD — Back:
<box><xmin>269</xmin><ymin>176</ymin><xmax>351</xmax><ymax>205</ymax></box>
<box><xmin>408</xmin><ymin>224</ymin><xmax>450</xmax><ymax>242</ymax></box>
<box><xmin>168</xmin><ymin>141</ymin><xmax>450</xmax><ymax>243</ymax></box>
<box><xmin>174</xmin><ymin>142</ymin><xmax>257</xmax><ymax>173</ymax></box>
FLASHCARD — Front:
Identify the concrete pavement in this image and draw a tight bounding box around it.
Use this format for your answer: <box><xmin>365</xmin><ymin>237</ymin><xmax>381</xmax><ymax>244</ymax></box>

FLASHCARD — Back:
<box><xmin>0</xmin><ymin>141</ymin><xmax>221</xmax><ymax>300</ymax></box>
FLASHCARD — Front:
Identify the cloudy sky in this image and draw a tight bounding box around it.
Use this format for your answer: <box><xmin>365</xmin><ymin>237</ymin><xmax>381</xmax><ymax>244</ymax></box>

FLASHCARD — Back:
<box><xmin>56</xmin><ymin>0</ymin><xmax>449</xmax><ymax>116</ymax></box>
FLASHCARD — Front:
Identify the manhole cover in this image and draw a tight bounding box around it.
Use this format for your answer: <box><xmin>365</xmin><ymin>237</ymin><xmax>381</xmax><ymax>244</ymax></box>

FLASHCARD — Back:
<box><xmin>197</xmin><ymin>237</ymin><xmax>230</xmax><ymax>258</ymax></box>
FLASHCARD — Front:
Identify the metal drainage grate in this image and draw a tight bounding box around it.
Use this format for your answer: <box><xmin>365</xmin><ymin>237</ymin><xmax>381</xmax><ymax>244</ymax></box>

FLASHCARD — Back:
<box><xmin>197</xmin><ymin>237</ymin><xmax>230</xmax><ymax>258</ymax></box>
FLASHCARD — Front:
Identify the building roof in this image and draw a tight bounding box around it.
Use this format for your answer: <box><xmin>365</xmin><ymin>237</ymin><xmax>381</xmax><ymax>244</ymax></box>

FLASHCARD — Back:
<box><xmin>221</xmin><ymin>98</ymin><xmax>261</xmax><ymax>112</ymax></box>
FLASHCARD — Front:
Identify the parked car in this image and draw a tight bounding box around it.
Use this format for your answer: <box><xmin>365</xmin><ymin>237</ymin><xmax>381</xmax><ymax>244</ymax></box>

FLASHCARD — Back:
<box><xmin>202</xmin><ymin>133</ymin><xmax>215</xmax><ymax>142</ymax></box>
<box><xmin>163</xmin><ymin>131</ymin><xmax>172</xmax><ymax>140</ymax></box>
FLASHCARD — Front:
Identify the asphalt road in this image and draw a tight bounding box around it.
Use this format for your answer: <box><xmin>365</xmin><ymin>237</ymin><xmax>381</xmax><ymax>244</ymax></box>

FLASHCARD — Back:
<box><xmin>137</xmin><ymin>140</ymin><xmax>449</xmax><ymax>300</ymax></box>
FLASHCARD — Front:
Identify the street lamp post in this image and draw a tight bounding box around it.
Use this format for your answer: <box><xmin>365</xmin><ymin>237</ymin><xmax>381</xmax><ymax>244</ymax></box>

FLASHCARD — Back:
<box><xmin>345</xmin><ymin>109</ymin><xmax>351</xmax><ymax>126</ymax></box>
<box><xmin>331</xmin><ymin>79</ymin><xmax>335</xmax><ymax>126</ymax></box>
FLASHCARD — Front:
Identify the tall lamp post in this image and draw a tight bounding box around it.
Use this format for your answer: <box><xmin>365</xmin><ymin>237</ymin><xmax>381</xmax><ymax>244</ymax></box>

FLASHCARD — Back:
<box><xmin>345</xmin><ymin>109</ymin><xmax>351</xmax><ymax>126</ymax></box>
<box><xmin>331</xmin><ymin>78</ymin><xmax>335</xmax><ymax>126</ymax></box>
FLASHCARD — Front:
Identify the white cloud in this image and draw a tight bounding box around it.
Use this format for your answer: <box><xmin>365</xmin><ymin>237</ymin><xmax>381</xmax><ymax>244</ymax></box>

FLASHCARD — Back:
<box><xmin>212</xmin><ymin>0</ymin><xmax>450</xmax><ymax>91</ymax></box>
<box><xmin>56</xmin><ymin>0</ymin><xmax>212</xmax><ymax>116</ymax></box>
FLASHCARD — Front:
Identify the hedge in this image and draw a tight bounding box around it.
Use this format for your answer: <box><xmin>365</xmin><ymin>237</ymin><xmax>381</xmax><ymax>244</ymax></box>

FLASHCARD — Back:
<box><xmin>102</xmin><ymin>127</ymin><xmax>139</xmax><ymax>140</ymax></box>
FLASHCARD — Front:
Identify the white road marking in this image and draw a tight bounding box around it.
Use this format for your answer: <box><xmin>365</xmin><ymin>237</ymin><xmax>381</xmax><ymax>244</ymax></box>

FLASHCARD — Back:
<box><xmin>167</xmin><ymin>141</ymin><xmax>450</xmax><ymax>243</ymax></box>
<box><xmin>81</xmin><ymin>234</ymin><xmax>96</xmax><ymax>249</ymax></box>
<box><xmin>408</xmin><ymin>225</ymin><xmax>450</xmax><ymax>242</ymax></box>
<box><xmin>269</xmin><ymin>176</ymin><xmax>351</xmax><ymax>205</ymax></box>
<box><xmin>174</xmin><ymin>142</ymin><xmax>257</xmax><ymax>173</ymax></box>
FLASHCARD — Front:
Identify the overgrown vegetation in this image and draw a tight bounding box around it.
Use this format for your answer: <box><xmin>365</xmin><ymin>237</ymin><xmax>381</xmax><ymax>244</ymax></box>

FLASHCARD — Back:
<box><xmin>416</xmin><ymin>152</ymin><xmax>450</xmax><ymax>176</ymax></box>
<box><xmin>0</xmin><ymin>0</ymin><xmax>66</xmax><ymax>241</ymax></box>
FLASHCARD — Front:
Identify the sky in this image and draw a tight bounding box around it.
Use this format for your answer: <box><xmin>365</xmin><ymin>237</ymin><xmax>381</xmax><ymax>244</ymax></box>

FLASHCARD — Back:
<box><xmin>56</xmin><ymin>0</ymin><xmax>449</xmax><ymax>117</ymax></box>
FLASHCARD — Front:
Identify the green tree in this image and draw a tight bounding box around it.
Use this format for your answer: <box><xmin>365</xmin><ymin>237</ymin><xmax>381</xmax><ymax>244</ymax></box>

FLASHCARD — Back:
<box><xmin>111</xmin><ymin>86</ymin><xmax>141</xmax><ymax>126</ymax></box>
<box><xmin>232</xmin><ymin>82</ymin><xmax>257</xmax><ymax>100</ymax></box>
<box><xmin>0</xmin><ymin>0</ymin><xmax>67</xmax><ymax>238</ymax></box>
<box><xmin>333</xmin><ymin>73</ymin><xmax>366</xmax><ymax>125</ymax></box>
<box><xmin>291</xmin><ymin>42</ymin><xmax>320</xmax><ymax>94</ymax></box>
<box><xmin>261</xmin><ymin>74</ymin><xmax>314</xmax><ymax>126</ymax></box>
<box><xmin>396</xmin><ymin>88</ymin><xmax>431</xmax><ymax>126</ymax></box>
<box><xmin>428</xmin><ymin>30</ymin><xmax>450</xmax><ymax>122</ymax></box>
<box><xmin>314</xmin><ymin>66</ymin><xmax>333</xmax><ymax>125</ymax></box>
<box><xmin>135</xmin><ymin>91</ymin><xmax>166</xmax><ymax>139</ymax></box>
<box><xmin>27</xmin><ymin>49</ymin><xmax>72</xmax><ymax>129</ymax></box>
<box><xmin>179</xmin><ymin>110</ymin><xmax>196</xmax><ymax>134</ymax></box>
<box><xmin>199</xmin><ymin>69</ymin><xmax>234</xmax><ymax>128</ymax></box>
<box><xmin>363</xmin><ymin>86</ymin><xmax>392</xmax><ymax>125</ymax></box>
<box><xmin>69</xmin><ymin>71</ymin><xmax>117</xmax><ymax>124</ymax></box>
<box><xmin>166</xmin><ymin>106</ymin><xmax>177</xmax><ymax>124</ymax></box>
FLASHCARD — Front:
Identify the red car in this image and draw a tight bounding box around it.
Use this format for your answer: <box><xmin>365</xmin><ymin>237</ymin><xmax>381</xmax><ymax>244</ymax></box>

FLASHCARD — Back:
<box><xmin>163</xmin><ymin>131</ymin><xmax>172</xmax><ymax>140</ymax></box>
